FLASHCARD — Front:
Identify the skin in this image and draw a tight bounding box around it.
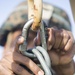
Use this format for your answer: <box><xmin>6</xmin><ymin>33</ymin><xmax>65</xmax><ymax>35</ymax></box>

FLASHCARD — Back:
<box><xmin>35</xmin><ymin>27</ymin><xmax>75</xmax><ymax>75</ymax></box>
<box><xmin>47</xmin><ymin>28</ymin><xmax>75</xmax><ymax>75</ymax></box>
<box><xmin>0</xmin><ymin>27</ymin><xmax>75</xmax><ymax>75</ymax></box>
<box><xmin>0</xmin><ymin>30</ymin><xmax>44</xmax><ymax>75</ymax></box>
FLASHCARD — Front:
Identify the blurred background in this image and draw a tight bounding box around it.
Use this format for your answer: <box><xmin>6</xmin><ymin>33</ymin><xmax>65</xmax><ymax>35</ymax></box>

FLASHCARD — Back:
<box><xmin>0</xmin><ymin>0</ymin><xmax>75</xmax><ymax>59</ymax></box>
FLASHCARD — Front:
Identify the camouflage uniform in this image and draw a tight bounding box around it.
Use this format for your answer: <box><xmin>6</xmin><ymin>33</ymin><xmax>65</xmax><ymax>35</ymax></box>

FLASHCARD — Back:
<box><xmin>0</xmin><ymin>1</ymin><xmax>71</xmax><ymax>46</ymax></box>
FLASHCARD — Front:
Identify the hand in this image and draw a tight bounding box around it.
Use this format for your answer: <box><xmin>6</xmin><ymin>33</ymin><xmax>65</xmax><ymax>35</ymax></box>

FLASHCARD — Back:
<box><xmin>47</xmin><ymin>27</ymin><xmax>75</xmax><ymax>66</ymax></box>
<box><xmin>35</xmin><ymin>27</ymin><xmax>75</xmax><ymax>75</ymax></box>
<box><xmin>46</xmin><ymin>27</ymin><xmax>75</xmax><ymax>75</ymax></box>
<box><xmin>0</xmin><ymin>36</ymin><xmax>44</xmax><ymax>75</ymax></box>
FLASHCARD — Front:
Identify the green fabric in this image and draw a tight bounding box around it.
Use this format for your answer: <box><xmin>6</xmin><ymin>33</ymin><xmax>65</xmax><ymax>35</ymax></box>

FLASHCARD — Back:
<box><xmin>0</xmin><ymin>1</ymin><xmax>71</xmax><ymax>35</ymax></box>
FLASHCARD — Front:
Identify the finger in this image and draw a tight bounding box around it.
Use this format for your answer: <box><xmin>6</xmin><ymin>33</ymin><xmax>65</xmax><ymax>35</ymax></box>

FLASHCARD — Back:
<box><xmin>15</xmin><ymin>36</ymin><xmax>24</xmax><ymax>51</ymax></box>
<box><xmin>47</xmin><ymin>28</ymin><xmax>55</xmax><ymax>50</ymax></box>
<box><xmin>0</xmin><ymin>62</ymin><xmax>14</xmax><ymax>75</ymax></box>
<box><xmin>13</xmin><ymin>51</ymin><xmax>44</xmax><ymax>75</ymax></box>
<box><xmin>64</xmin><ymin>31</ymin><xmax>74</xmax><ymax>51</ymax></box>
<box><xmin>12</xmin><ymin>63</ymin><xmax>32</xmax><ymax>75</ymax></box>
<box><xmin>48</xmin><ymin>50</ymin><xmax>60</xmax><ymax>65</ymax></box>
<box><xmin>2</xmin><ymin>58</ymin><xmax>31</xmax><ymax>75</ymax></box>
<box><xmin>53</xmin><ymin>30</ymin><xmax>63</xmax><ymax>49</ymax></box>
<box><xmin>59</xmin><ymin>29</ymin><xmax>70</xmax><ymax>50</ymax></box>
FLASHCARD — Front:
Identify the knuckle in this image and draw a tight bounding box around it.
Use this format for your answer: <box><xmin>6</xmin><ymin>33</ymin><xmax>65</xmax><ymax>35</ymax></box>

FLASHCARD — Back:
<box><xmin>15</xmin><ymin>65</ymin><xmax>23</xmax><ymax>74</ymax></box>
<box><xmin>48</xmin><ymin>38</ymin><xmax>54</xmax><ymax>45</ymax></box>
<box><xmin>64</xmin><ymin>33</ymin><xmax>69</xmax><ymax>38</ymax></box>
<box><xmin>23</xmin><ymin>57</ymin><xmax>30</xmax><ymax>65</ymax></box>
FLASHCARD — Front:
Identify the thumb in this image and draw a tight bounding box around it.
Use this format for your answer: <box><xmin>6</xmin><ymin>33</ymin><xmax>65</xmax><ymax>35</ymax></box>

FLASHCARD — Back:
<box><xmin>15</xmin><ymin>36</ymin><xmax>24</xmax><ymax>52</ymax></box>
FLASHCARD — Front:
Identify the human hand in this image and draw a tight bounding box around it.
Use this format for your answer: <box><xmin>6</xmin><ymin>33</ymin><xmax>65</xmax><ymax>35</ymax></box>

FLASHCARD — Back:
<box><xmin>47</xmin><ymin>27</ymin><xmax>75</xmax><ymax>66</ymax></box>
<box><xmin>46</xmin><ymin>27</ymin><xmax>75</xmax><ymax>75</ymax></box>
<box><xmin>0</xmin><ymin>36</ymin><xmax>44</xmax><ymax>75</ymax></box>
<box><xmin>35</xmin><ymin>27</ymin><xmax>75</xmax><ymax>75</ymax></box>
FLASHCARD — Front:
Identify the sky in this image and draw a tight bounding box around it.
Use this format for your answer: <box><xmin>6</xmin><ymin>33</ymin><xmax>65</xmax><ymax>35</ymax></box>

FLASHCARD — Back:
<box><xmin>0</xmin><ymin>0</ymin><xmax>25</xmax><ymax>27</ymax></box>
<box><xmin>0</xmin><ymin>0</ymin><xmax>75</xmax><ymax>34</ymax></box>
<box><xmin>0</xmin><ymin>0</ymin><xmax>75</xmax><ymax>59</ymax></box>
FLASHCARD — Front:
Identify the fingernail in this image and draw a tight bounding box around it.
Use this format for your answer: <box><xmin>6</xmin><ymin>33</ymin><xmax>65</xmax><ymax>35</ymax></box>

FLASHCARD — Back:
<box><xmin>18</xmin><ymin>36</ymin><xmax>24</xmax><ymax>43</ymax></box>
<box><xmin>38</xmin><ymin>70</ymin><xmax>44</xmax><ymax>75</ymax></box>
<box><xmin>18</xmin><ymin>37</ymin><xmax>22</xmax><ymax>42</ymax></box>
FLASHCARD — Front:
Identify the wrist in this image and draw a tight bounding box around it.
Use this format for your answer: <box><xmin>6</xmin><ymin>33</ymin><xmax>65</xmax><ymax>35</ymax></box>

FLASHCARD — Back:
<box><xmin>52</xmin><ymin>60</ymin><xmax>75</xmax><ymax>75</ymax></box>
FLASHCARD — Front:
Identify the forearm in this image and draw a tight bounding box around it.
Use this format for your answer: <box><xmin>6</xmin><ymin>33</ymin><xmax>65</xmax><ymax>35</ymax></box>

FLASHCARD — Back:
<box><xmin>52</xmin><ymin>60</ymin><xmax>75</xmax><ymax>75</ymax></box>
